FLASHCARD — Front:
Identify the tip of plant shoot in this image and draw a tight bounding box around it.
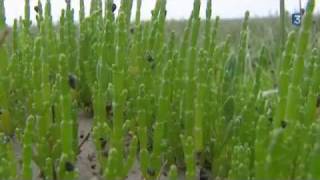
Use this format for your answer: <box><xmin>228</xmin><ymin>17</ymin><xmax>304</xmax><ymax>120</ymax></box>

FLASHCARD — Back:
<box><xmin>112</xmin><ymin>3</ymin><xmax>117</xmax><ymax>13</ymax></box>
<box><xmin>34</xmin><ymin>6</ymin><xmax>40</xmax><ymax>13</ymax></box>
<box><xmin>68</xmin><ymin>74</ymin><xmax>77</xmax><ymax>90</ymax></box>
<box><xmin>65</xmin><ymin>161</ymin><xmax>75</xmax><ymax>172</ymax></box>
<box><xmin>280</xmin><ymin>120</ymin><xmax>287</xmax><ymax>129</ymax></box>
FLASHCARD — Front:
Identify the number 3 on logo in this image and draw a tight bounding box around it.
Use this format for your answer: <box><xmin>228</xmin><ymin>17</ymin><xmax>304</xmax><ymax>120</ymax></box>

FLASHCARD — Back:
<box><xmin>292</xmin><ymin>13</ymin><xmax>302</xmax><ymax>26</ymax></box>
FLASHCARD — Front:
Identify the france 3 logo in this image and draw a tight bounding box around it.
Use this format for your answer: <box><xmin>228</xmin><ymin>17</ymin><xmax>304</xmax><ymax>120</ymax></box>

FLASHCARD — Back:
<box><xmin>292</xmin><ymin>13</ymin><xmax>302</xmax><ymax>26</ymax></box>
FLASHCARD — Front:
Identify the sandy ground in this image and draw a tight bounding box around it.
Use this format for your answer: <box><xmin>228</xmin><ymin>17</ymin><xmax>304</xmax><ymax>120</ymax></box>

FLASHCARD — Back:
<box><xmin>77</xmin><ymin>112</ymin><xmax>149</xmax><ymax>180</ymax></box>
<box><xmin>77</xmin><ymin>112</ymin><xmax>99</xmax><ymax>180</ymax></box>
<box><xmin>76</xmin><ymin>112</ymin><xmax>180</xmax><ymax>180</ymax></box>
<box><xmin>12</xmin><ymin>112</ymin><xmax>145</xmax><ymax>180</ymax></box>
<box><xmin>10</xmin><ymin>112</ymin><xmax>202</xmax><ymax>180</ymax></box>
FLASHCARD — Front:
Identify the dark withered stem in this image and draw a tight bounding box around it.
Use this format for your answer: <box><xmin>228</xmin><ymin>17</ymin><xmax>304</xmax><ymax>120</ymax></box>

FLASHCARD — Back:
<box><xmin>77</xmin><ymin>127</ymin><xmax>93</xmax><ymax>155</ymax></box>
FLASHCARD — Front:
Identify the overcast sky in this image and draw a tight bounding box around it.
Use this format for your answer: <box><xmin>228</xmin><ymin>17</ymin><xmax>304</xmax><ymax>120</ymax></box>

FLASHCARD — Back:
<box><xmin>3</xmin><ymin>0</ymin><xmax>318</xmax><ymax>24</ymax></box>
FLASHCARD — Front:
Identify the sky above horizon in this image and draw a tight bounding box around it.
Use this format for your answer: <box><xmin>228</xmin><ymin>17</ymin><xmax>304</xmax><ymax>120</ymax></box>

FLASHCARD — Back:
<box><xmin>3</xmin><ymin>0</ymin><xmax>318</xmax><ymax>25</ymax></box>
